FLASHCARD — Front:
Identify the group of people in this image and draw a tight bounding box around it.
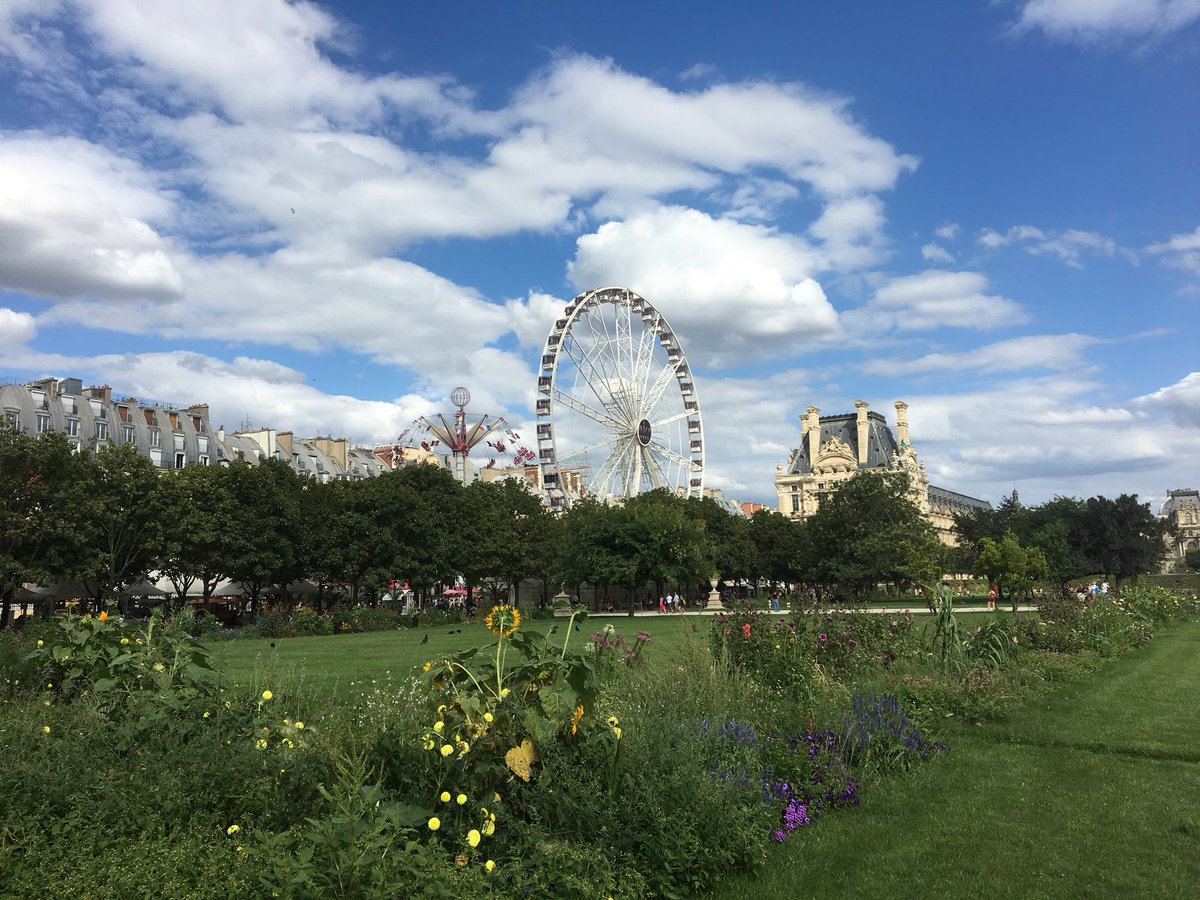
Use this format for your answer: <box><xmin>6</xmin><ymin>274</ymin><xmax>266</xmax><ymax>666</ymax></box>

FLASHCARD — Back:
<box><xmin>658</xmin><ymin>592</ymin><xmax>686</xmax><ymax>613</ymax></box>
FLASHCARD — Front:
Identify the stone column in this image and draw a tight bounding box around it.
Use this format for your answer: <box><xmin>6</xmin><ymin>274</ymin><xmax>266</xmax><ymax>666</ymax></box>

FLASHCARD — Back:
<box><xmin>805</xmin><ymin>406</ymin><xmax>821</xmax><ymax>463</ymax></box>
<box><xmin>855</xmin><ymin>400</ymin><xmax>869</xmax><ymax>465</ymax></box>
<box><xmin>894</xmin><ymin>400</ymin><xmax>909</xmax><ymax>446</ymax></box>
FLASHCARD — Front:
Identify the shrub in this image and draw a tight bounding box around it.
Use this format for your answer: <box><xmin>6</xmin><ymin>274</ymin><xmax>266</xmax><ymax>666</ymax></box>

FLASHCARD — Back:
<box><xmin>255</xmin><ymin>609</ymin><xmax>296</xmax><ymax>638</ymax></box>
<box><xmin>292</xmin><ymin>606</ymin><xmax>334</xmax><ymax>636</ymax></box>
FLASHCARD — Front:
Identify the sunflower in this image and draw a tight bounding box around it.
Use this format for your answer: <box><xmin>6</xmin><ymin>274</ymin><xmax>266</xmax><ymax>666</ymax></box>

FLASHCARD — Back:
<box><xmin>484</xmin><ymin>604</ymin><xmax>521</xmax><ymax>638</ymax></box>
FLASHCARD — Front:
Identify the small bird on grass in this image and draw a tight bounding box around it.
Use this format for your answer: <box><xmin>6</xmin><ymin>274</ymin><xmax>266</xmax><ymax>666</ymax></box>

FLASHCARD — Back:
<box><xmin>420</xmin><ymin>634</ymin><xmax>428</xmax><ymax>644</ymax></box>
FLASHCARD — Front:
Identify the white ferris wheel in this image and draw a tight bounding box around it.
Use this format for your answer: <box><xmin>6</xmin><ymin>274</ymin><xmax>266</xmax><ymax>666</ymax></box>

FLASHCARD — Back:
<box><xmin>535</xmin><ymin>287</ymin><xmax>705</xmax><ymax>509</ymax></box>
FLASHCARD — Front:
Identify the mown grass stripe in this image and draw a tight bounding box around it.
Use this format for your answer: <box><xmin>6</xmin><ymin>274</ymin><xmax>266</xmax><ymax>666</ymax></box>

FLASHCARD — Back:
<box><xmin>708</xmin><ymin>619</ymin><xmax>1200</xmax><ymax>899</ymax></box>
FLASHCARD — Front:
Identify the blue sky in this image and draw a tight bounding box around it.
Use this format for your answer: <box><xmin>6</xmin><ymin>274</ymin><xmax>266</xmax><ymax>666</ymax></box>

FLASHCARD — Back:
<box><xmin>0</xmin><ymin>0</ymin><xmax>1197</xmax><ymax>508</ymax></box>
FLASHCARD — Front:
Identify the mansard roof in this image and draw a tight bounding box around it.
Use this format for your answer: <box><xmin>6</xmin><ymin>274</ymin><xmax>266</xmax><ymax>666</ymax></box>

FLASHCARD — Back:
<box><xmin>928</xmin><ymin>484</ymin><xmax>991</xmax><ymax>512</ymax></box>
<box><xmin>786</xmin><ymin>411</ymin><xmax>899</xmax><ymax>476</ymax></box>
<box><xmin>1160</xmin><ymin>488</ymin><xmax>1199</xmax><ymax>517</ymax></box>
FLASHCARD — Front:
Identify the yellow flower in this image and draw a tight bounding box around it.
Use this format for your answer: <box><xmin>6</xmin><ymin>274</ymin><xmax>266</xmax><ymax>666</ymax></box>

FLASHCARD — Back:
<box><xmin>467</xmin><ymin>829</ymin><xmax>481</xmax><ymax>848</ymax></box>
<box><xmin>255</xmin><ymin>739</ymin><xmax>267</xmax><ymax>750</ymax></box>
<box><xmin>456</xmin><ymin>793</ymin><xmax>467</xmax><ymax>805</ymax></box>
<box><xmin>153</xmin><ymin>663</ymin><xmax>165</xmax><ymax>672</ymax></box>
<box><xmin>120</xmin><ymin>637</ymin><xmax>130</xmax><ymax>646</ymax></box>
<box><xmin>295</xmin><ymin>721</ymin><xmax>304</xmax><ymax>730</ymax></box>
<box><xmin>427</xmin><ymin>817</ymin><xmax>441</xmax><ymax>831</ymax></box>
<box><xmin>203</xmin><ymin>711</ymin><xmax>210</xmax><ymax>719</ymax></box>
<box><xmin>422</xmin><ymin>661</ymin><xmax>432</xmax><ymax>673</ymax></box>
<box><xmin>42</xmin><ymin>725</ymin><xmax>51</xmax><ymax>734</ymax></box>
<box><xmin>440</xmin><ymin>791</ymin><xmax>451</xmax><ymax>803</ymax></box>
<box><xmin>570</xmin><ymin>704</ymin><xmax>584</xmax><ymax>735</ymax></box>
<box><xmin>422</xmin><ymin>737</ymin><xmax>435</xmax><ymax>750</ymax></box>
<box><xmin>282</xmin><ymin>738</ymin><xmax>294</xmax><ymax>749</ymax></box>
<box><xmin>437</xmin><ymin>704</ymin><xmax>447</xmax><ymax>715</ymax></box>
<box><xmin>46</xmin><ymin>683</ymin><xmax>53</xmax><ymax>689</ymax></box>
<box><xmin>485</xmin><ymin>860</ymin><xmax>495</xmax><ymax>872</ymax></box>
<box><xmin>98</xmin><ymin>610</ymin><xmax>108</xmax><ymax>621</ymax></box>
<box><xmin>261</xmin><ymin>690</ymin><xmax>273</xmax><ymax>701</ymax></box>
<box><xmin>37</xmin><ymin>640</ymin><xmax>43</xmax><ymax>648</ymax></box>
<box><xmin>482</xmin><ymin>820</ymin><xmax>495</xmax><ymax>837</ymax></box>
<box><xmin>484</xmin><ymin>604</ymin><xmax>521</xmax><ymax>638</ymax></box>
<box><xmin>483</xmin><ymin>712</ymin><xmax>494</xmax><ymax>723</ymax></box>
<box><xmin>499</xmin><ymin>688</ymin><xmax>510</xmax><ymax>699</ymax></box>
<box><xmin>226</xmin><ymin>824</ymin><xmax>240</xmax><ymax>835</ymax></box>
<box><xmin>433</xmin><ymin>721</ymin><xmax>444</xmax><ymax>733</ymax></box>
<box><xmin>606</xmin><ymin>716</ymin><xmax>619</xmax><ymax>727</ymax></box>
<box><xmin>440</xmin><ymin>744</ymin><xmax>454</xmax><ymax>757</ymax></box>
<box><xmin>613</xmin><ymin>727</ymin><xmax>622</xmax><ymax>740</ymax></box>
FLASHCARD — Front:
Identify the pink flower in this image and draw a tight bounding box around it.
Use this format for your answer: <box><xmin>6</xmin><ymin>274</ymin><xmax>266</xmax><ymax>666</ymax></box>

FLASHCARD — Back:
<box><xmin>742</xmin><ymin>624</ymin><xmax>751</xmax><ymax>637</ymax></box>
<box><xmin>818</xmin><ymin>633</ymin><xmax>827</xmax><ymax>642</ymax></box>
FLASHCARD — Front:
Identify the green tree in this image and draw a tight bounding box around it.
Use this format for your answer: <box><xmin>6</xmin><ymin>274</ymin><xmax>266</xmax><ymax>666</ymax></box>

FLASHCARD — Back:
<box><xmin>807</xmin><ymin>471</ymin><xmax>941</xmax><ymax>601</ymax></box>
<box><xmin>1076</xmin><ymin>494</ymin><xmax>1171</xmax><ymax>589</ymax></box>
<box><xmin>70</xmin><ymin>443</ymin><xmax>165</xmax><ymax>615</ymax></box>
<box><xmin>224</xmin><ymin>459</ymin><xmax>304</xmax><ymax>617</ymax></box>
<box><xmin>158</xmin><ymin>464</ymin><xmax>239</xmax><ymax>612</ymax></box>
<box><xmin>746</xmin><ymin>509</ymin><xmax>803</xmax><ymax>590</ymax></box>
<box><xmin>0</xmin><ymin>427</ymin><xmax>80</xmax><ymax>627</ymax></box>
<box><xmin>385</xmin><ymin>464</ymin><xmax>465</xmax><ymax>600</ymax></box>
<box><xmin>686</xmin><ymin>496</ymin><xmax>756</xmax><ymax>587</ymax></box>
<box><xmin>973</xmin><ymin>531</ymin><xmax>1047</xmax><ymax>612</ymax></box>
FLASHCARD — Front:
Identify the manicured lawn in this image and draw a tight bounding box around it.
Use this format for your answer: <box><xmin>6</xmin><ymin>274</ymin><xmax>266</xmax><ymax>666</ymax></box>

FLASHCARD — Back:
<box><xmin>707</xmin><ymin>620</ymin><xmax>1200</xmax><ymax>899</ymax></box>
<box><xmin>208</xmin><ymin>613</ymin><xmax>701</xmax><ymax>695</ymax></box>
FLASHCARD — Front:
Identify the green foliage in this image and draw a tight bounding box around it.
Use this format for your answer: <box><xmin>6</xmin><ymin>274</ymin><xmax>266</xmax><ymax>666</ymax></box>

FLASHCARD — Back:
<box><xmin>805</xmin><ymin>470</ymin><xmax>942</xmax><ymax>599</ymax></box>
<box><xmin>28</xmin><ymin>608</ymin><xmax>217</xmax><ymax>715</ymax></box>
<box><xmin>973</xmin><ymin>531</ymin><xmax>1047</xmax><ymax>611</ymax></box>
<box><xmin>292</xmin><ymin>606</ymin><xmax>335</xmax><ymax>636</ymax></box>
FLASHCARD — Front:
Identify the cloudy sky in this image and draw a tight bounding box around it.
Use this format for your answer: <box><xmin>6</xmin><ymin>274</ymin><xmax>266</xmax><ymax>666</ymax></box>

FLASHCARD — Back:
<box><xmin>1</xmin><ymin>0</ymin><xmax>1197</xmax><ymax>509</ymax></box>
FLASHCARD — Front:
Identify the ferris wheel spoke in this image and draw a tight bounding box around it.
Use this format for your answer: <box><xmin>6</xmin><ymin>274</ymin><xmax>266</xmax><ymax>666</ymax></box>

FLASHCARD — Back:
<box><xmin>649</xmin><ymin>409</ymin><xmax>690</xmax><ymax>429</ymax></box>
<box><xmin>591</xmin><ymin>437</ymin><xmax>634</xmax><ymax>497</ymax></box>
<box><xmin>647</xmin><ymin>440</ymin><xmax>695</xmax><ymax>472</ymax></box>
<box><xmin>551</xmin><ymin>390</ymin><xmax>622</xmax><ymax>430</ymax></box>
<box><xmin>555</xmin><ymin>434</ymin><xmax>620</xmax><ymax>463</ymax></box>
<box><xmin>560</xmin><ymin>339</ymin><xmax>621</xmax><ymax>418</ymax></box>
<box><xmin>642</xmin><ymin>362</ymin><xmax>680</xmax><ymax>414</ymax></box>
<box><xmin>642</xmin><ymin>445</ymin><xmax>669</xmax><ymax>491</ymax></box>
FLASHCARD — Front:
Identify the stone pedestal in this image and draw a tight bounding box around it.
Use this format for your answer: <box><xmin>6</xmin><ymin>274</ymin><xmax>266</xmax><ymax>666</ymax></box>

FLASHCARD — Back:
<box><xmin>705</xmin><ymin>577</ymin><xmax>723</xmax><ymax>611</ymax></box>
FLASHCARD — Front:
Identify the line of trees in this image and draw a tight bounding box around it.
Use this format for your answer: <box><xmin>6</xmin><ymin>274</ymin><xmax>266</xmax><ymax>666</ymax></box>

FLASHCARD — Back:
<box><xmin>0</xmin><ymin>425</ymin><xmax>1173</xmax><ymax>628</ymax></box>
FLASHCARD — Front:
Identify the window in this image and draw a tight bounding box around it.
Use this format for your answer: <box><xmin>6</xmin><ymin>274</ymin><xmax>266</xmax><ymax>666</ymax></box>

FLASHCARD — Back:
<box><xmin>143</xmin><ymin>409</ymin><xmax>155</xmax><ymax>426</ymax></box>
<box><xmin>175</xmin><ymin>452</ymin><xmax>186</xmax><ymax>469</ymax></box>
<box><xmin>198</xmin><ymin>435</ymin><xmax>209</xmax><ymax>454</ymax></box>
<box><xmin>94</xmin><ymin>421</ymin><xmax>109</xmax><ymax>441</ymax></box>
<box><xmin>89</xmin><ymin>398</ymin><xmax>104</xmax><ymax>418</ymax></box>
<box><xmin>65</xmin><ymin>417</ymin><xmax>80</xmax><ymax>437</ymax></box>
<box><xmin>149</xmin><ymin>428</ymin><xmax>161</xmax><ymax>448</ymax></box>
<box><xmin>36</xmin><ymin>414</ymin><xmax>50</xmax><ymax>434</ymax></box>
<box><xmin>192</xmin><ymin>416</ymin><xmax>204</xmax><ymax>432</ymax></box>
<box><xmin>122</xmin><ymin>424</ymin><xmax>135</xmax><ymax>444</ymax></box>
<box><xmin>199</xmin><ymin>455</ymin><xmax>209</xmax><ymax>466</ymax></box>
<box><xmin>31</xmin><ymin>390</ymin><xmax>48</xmax><ymax>410</ymax></box>
<box><xmin>150</xmin><ymin>447</ymin><xmax>162</xmax><ymax>467</ymax></box>
<box><xmin>3</xmin><ymin>408</ymin><xmax>18</xmax><ymax>430</ymax></box>
<box><xmin>174</xmin><ymin>433</ymin><xmax>185</xmax><ymax>451</ymax></box>
<box><xmin>63</xmin><ymin>397</ymin><xmax>77</xmax><ymax>414</ymax></box>
<box><xmin>791</xmin><ymin>494</ymin><xmax>800</xmax><ymax>513</ymax></box>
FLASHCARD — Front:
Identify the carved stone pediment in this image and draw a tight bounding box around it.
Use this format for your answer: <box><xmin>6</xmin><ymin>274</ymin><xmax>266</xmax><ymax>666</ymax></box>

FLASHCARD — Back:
<box><xmin>812</xmin><ymin>435</ymin><xmax>857</xmax><ymax>474</ymax></box>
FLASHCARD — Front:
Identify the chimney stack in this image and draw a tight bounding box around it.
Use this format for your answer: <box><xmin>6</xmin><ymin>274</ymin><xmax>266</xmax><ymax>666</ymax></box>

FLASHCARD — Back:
<box><xmin>805</xmin><ymin>406</ymin><xmax>821</xmax><ymax>464</ymax></box>
<box><xmin>894</xmin><ymin>401</ymin><xmax>909</xmax><ymax>447</ymax></box>
<box><xmin>855</xmin><ymin>401</ymin><xmax>869</xmax><ymax>466</ymax></box>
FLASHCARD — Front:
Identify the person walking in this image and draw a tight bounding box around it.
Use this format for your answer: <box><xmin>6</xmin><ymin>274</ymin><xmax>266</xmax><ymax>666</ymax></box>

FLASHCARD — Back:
<box><xmin>986</xmin><ymin>584</ymin><xmax>998</xmax><ymax>612</ymax></box>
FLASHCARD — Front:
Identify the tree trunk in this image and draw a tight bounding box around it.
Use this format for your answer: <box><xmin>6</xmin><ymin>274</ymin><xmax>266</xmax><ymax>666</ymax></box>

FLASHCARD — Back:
<box><xmin>0</xmin><ymin>591</ymin><xmax>12</xmax><ymax>630</ymax></box>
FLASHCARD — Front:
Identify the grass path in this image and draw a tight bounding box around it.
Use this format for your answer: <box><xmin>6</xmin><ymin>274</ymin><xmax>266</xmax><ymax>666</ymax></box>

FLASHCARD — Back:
<box><xmin>710</xmin><ymin>620</ymin><xmax>1200</xmax><ymax>899</ymax></box>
